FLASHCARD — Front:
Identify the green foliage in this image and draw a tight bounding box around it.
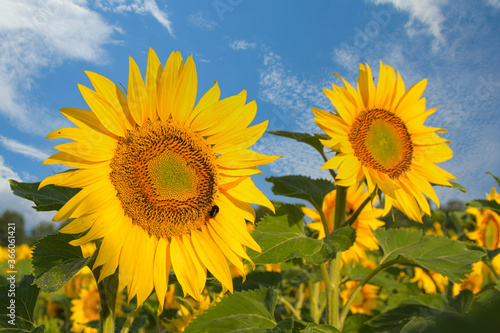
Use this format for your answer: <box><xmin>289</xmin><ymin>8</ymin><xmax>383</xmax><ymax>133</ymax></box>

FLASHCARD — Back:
<box><xmin>9</xmin><ymin>180</ymin><xmax>80</xmax><ymax>212</ymax></box>
<box><xmin>374</xmin><ymin>228</ymin><xmax>485</xmax><ymax>283</ymax></box>
<box><xmin>0</xmin><ymin>210</ymin><xmax>26</xmax><ymax>246</ymax></box>
<box><xmin>31</xmin><ymin>233</ymin><xmax>90</xmax><ymax>292</ymax></box>
<box><xmin>0</xmin><ymin>275</ymin><xmax>43</xmax><ymax>332</ymax></box>
<box><xmin>248</xmin><ymin>203</ymin><xmax>355</xmax><ymax>265</ymax></box>
<box><xmin>466</xmin><ymin>199</ymin><xmax>500</xmax><ymax>212</ymax></box>
<box><xmin>184</xmin><ymin>288</ymin><xmax>278</xmax><ymax>333</ymax></box>
<box><xmin>267</xmin><ymin>131</ymin><xmax>327</xmax><ymax>157</ymax></box>
<box><xmin>266</xmin><ymin>176</ymin><xmax>335</xmax><ymax>213</ymax></box>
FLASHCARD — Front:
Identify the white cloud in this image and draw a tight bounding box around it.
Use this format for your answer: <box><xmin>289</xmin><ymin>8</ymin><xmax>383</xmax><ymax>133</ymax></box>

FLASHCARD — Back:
<box><xmin>94</xmin><ymin>0</ymin><xmax>174</xmax><ymax>36</ymax></box>
<box><xmin>0</xmin><ymin>156</ymin><xmax>54</xmax><ymax>231</ymax></box>
<box><xmin>189</xmin><ymin>11</ymin><xmax>217</xmax><ymax>31</ymax></box>
<box><xmin>370</xmin><ymin>0</ymin><xmax>448</xmax><ymax>47</ymax></box>
<box><xmin>0</xmin><ymin>136</ymin><xmax>49</xmax><ymax>161</ymax></box>
<box><xmin>230</xmin><ymin>40</ymin><xmax>257</xmax><ymax>50</ymax></box>
<box><xmin>485</xmin><ymin>0</ymin><xmax>500</xmax><ymax>8</ymax></box>
<box><xmin>0</xmin><ymin>0</ymin><xmax>115</xmax><ymax>135</ymax></box>
<box><xmin>258</xmin><ymin>49</ymin><xmax>327</xmax><ymax>133</ymax></box>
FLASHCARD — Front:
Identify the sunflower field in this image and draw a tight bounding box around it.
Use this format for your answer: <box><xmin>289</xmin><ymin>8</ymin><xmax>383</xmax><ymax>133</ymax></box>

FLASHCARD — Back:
<box><xmin>1</xmin><ymin>49</ymin><xmax>500</xmax><ymax>333</ymax></box>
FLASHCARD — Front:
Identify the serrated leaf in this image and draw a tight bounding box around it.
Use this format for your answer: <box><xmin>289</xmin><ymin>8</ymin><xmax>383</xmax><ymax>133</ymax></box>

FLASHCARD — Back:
<box><xmin>342</xmin><ymin>314</ymin><xmax>372</xmax><ymax>333</ymax></box>
<box><xmin>9</xmin><ymin>180</ymin><xmax>80</xmax><ymax>212</ymax></box>
<box><xmin>32</xmin><ymin>233</ymin><xmax>90</xmax><ymax>292</ymax></box>
<box><xmin>266</xmin><ymin>176</ymin><xmax>335</xmax><ymax>213</ymax></box>
<box><xmin>0</xmin><ymin>275</ymin><xmax>40</xmax><ymax>330</ymax></box>
<box><xmin>374</xmin><ymin>229</ymin><xmax>485</xmax><ymax>283</ymax></box>
<box><xmin>486</xmin><ymin>172</ymin><xmax>500</xmax><ymax>187</ymax></box>
<box><xmin>184</xmin><ymin>288</ymin><xmax>278</xmax><ymax>333</ymax></box>
<box><xmin>248</xmin><ymin>204</ymin><xmax>355</xmax><ymax>265</ymax></box>
<box><xmin>267</xmin><ymin>131</ymin><xmax>326</xmax><ymax>156</ymax></box>
<box><xmin>466</xmin><ymin>199</ymin><xmax>500</xmax><ymax>212</ymax></box>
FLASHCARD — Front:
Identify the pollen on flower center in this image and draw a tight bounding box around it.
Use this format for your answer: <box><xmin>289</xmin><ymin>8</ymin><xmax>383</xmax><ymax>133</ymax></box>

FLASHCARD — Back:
<box><xmin>110</xmin><ymin>120</ymin><xmax>218</xmax><ymax>238</ymax></box>
<box><xmin>348</xmin><ymin>109</ymin><xmax>413</xmax><ymax>179</ymax></box>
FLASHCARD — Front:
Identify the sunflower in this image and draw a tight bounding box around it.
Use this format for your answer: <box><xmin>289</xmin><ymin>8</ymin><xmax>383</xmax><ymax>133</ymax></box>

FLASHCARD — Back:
<box><xmin>409</xmin><ymin>267</ymin><xmax>447</xmax><ymax>294</ymax></box>
<box><xmin>302</xmin><ymin>186</ymin><xmax>384</xmax><ymax>263</ymax></box>
<box><xmin>41</xmin><ymin>48</ymin><xmax>279</xmax><ymax>310</ymax></box>
<box><xmin>313</xmin><ymin>62</ymin><xmax>455</xmax><ymax>222</ymax></box>
<box><xmin>467</xmin><ymin>187</ymin><xmax>500</xmax><ymax>250</ymax></box>
<box><xmin>340</xmin><ymin>281</ymin><xmax>379</xmax><ymax>315</ymax></box>
<box><xmin>70</xmin><ymin>283</ymin><xmax>124</xmax><ymax>333</ymax></box>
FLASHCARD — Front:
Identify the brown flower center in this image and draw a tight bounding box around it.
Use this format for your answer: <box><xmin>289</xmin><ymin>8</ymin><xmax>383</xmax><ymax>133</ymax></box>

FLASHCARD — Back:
<box><xmin>110</xmin><ymin>120</ymin><xmax>218</xmax><ymax>238</ymax></box>
<box><xmin>348</xmin><ymin>109</ymin><xmax>413</xmax><ymax>179</ymax></box>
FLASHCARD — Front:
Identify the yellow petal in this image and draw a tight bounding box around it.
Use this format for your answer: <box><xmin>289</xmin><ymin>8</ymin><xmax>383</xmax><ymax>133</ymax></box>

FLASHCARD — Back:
<box><xmin>157</xmin><ymin>51</ymin><xmax>183</xmax><ymax>121</ymax></box>
<box><xmin>224</xmin><ymin>177</ymin><xmax>275</xmax><ymax>212</ymax></box>
<box><xmin>172</xmin><ymin>55</ymin><xmax>197</xmax><ymax>124</ymax></box>
<box><xmin>78</xmin><ymin>84</ymin><xmax>126</xmax><ymax>137</ymax></box>
<box><xmin>217</xmin><ymin>150</ymin><xmax>281</xmax><ymax>169</ymax></box>
<box><xmin>85</xmin><ymin>71</ymin><xmax>135</xmax><ymax>130</ymax></box>
<box><xmin>213</xmin><ymin>121</ymin><xmax>268</xmax><ymax>155</ymax></box>
<box><xmin>60</xmin><ymin>107</ymin><xmax>116</xmax><ymax>138</ymax></box>
<box><xmin>145</xmin><ymin>48</ymin><xmax>162</xmax><ymax>121</ymax></box>
<box><xmin>187</xmin><ymin>81</ymin><xmax>221</xmax><ymax>126</ymax></box>
<box><xmin>191</xmin><ymin>227</ymin><xmax>233</xmax><ymax>292</ymax></box>
<box><xmin>128</xmin><ymin>56</ymin><xmax>148</xmax><ymax>126</ymax></box>
<box><xmin>154</xmin><ymin>238</ymin><xmax>171</xmax><ymax>313</ymax></box>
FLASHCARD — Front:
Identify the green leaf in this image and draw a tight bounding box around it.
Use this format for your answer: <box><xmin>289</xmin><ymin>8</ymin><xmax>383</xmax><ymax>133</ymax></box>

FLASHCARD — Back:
<box><xmin>267</xmin><ymin>318</ymin><xmax>295</xmax><ymax>333</ymax></box>
<box><xmin>32</xmin><ymin>233</ymin><xmax>90</xmax><ymax>292</ymax></box>
<box><xmin>449</xmin><ymin>289</ymin><xmax>474</xmax><ymax>315</ymax></box>
<box><xmin>266</xmin><ymin>176</ymin><xmax>335</xmax><ymax>213</ymax></box>
<box><xmin>248</xmin><ymin>204</ymin><xmax>355</xmax><ymax>265</ymax></box>
<box><xmin>367</xmin><ymin>304</ymin><xmax>449</xmax><ymax>332</ymax></box>
<box><xmin>466</xmin><ymin>199</ymin><xmax>500</xmax><ymax>213</ymax></box>
<box><xmin>233</xmin><ymin>271</ymin><xmax>283</xmax><ymax>292</ymax></box>
<box><xmin>374</xmin><ymin>228</ymin><xmax>485</xmax><ymax>283</ymax></box>
<box><xmin>266</xmin><ymin>131</ymin><xmax>327</xmax><ymax>157</ymax></box>
<box><xmin>449</xmin><ymin>182</ymin><xmax>467</xmax><ymax>193</ymax></box>
<box><xmin>184</xmin><ymin>288</ymin><xmax>278</xmax><ymax>333</ymax></box>
<box><xmin>300</xmin><ymin>323</ymin><xmax>340</xmax><ymax>333</ymax></box>
<box><xmin>0</xmin><ymin>275</ymin><xmax>41</xmax><ymax>331</ymax></box>
<box><xmin>486</xmin><ymin>172</ymin><xmax>500</xmax><ymax>187</ymax></box>
<box><xmin>342</xmin><ymin>314</ymin><xmax>373</xmax><ymax>333</ymax></box>
<box><xmin>400</xmin><ymin>317</ymin><xmax>436</xmax><ymax>333</ymax></box>
<box><xmin>9</xmin><ymin>179</ymin><xmax>80</xmax><ymax>212</ymax></box>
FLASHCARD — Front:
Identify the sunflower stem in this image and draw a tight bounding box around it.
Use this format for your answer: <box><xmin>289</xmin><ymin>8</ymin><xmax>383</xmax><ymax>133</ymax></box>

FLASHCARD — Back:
<box><xmin>121</xmin><ymin>304</ymin><xmax>142</xmax><ymax>333</ymax></box>
<box><xmin>93</xmin><ymin>265</ymin><xmax>118</xmax><ymax>333</ymax></box>
<box><xmin>325</xmin><ymin>185</ymin><xmax>348</xmax><ymax>328</ymax></box>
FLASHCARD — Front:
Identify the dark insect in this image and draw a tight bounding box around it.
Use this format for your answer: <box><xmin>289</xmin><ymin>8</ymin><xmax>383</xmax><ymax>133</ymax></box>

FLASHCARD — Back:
<box><xmin>128</xmin><ymin>136</ymin><xmax>134</xmax><ymax>143</ymax></box>
<box><xmin>209</xmin><ymin>205</ymin><xmax>219</xmax><ymax>218</ymax></box>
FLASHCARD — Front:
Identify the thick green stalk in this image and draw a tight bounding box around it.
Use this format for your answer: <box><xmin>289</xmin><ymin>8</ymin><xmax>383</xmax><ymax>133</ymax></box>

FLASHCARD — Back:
<box><xmin>325</xmin><ymin>185</ymin><xmax>348</xmax><ymax>328</ymax></box>
<box><xmin>121</xmin><ymin>305</ymin><xmax>142</xmax><ymax>333</ymax></box>
<box><xmin>96</xmin><ymin>270</ymin><xmax>118</xmax><ymax>333</ymax></box>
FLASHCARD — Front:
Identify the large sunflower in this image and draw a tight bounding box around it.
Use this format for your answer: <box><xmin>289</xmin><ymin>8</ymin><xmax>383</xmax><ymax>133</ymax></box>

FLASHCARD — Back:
<box><xmin>41</xmin><ymin>48</ymin><xmax>279</xmax><ymax>310</ymax></box>
<box><xmin>313</xmin><ymin>62</ymin><xmax>455</xmax><ymax>222</ymax></box>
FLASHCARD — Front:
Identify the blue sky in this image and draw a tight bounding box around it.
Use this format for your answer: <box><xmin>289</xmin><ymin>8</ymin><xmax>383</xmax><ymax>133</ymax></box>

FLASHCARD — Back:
<box><xmin>0</xmin><ymin>0</ymin><xmax>499</xmax><ymax>230</ymax></box>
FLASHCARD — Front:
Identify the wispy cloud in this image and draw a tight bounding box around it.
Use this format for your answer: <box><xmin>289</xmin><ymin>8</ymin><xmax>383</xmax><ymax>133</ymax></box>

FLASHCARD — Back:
<box><xmin>189</xmin><ymin>11</ymin><xmax>217</xmax><ymax>31</ymax></box>
<box><xmin>0</xmin><ymin>0</ymin><xmax>116</xmax><ymax>135</ymax></box>
<box><xmin>485</xmin><ymin>0</ymin><xmax>500</xmax><ymax>8</ymax></box>
<box><xmin>230</xmin><ymin>40</ymin><xmax>256</xmax><ymax>50</ymax></box>
<box><xmin>258</xmin><ymin>49</ymin><xmax>327</xmax><ymax>133</ymax></box>
<box><xmin>0</xmin><ymin>136</ymin><xmax>49</xmax><ymax>161</ymax></box>
<box><xmin>95</xmin><ymin>0</ymin><xmax>174</xmax><ymax>36</ymax></box>
<box><xmin>254</xmin><ymin>48</ymin><xmax>331</xmax><ymax>179</ymax></box>
<box><xmin>370</xmin><ymin>0</ymin><xmax>448</xmax><ymax>48</ymax></box>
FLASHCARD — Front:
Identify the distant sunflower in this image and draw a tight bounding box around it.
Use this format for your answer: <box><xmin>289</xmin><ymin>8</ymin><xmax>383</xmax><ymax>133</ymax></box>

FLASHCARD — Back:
<box><xmin>302</xmin><ymin>186</ymin><xmax>384</xmax><ymax>263</ymax></box>
<box><xmin>340</xmin><ymin>281</ymin><xmax>379</xmax><ymax>315</ymax></box>
<box><xmin>41</xmin><ymin>48</ymin><xmax>279</xmax><ymax>310</ymax></box>
<box><xmin>313</xmin><ymin>62</ymin><xmax>455</xmax><ymax>221</ymax></box>
<box><xmin>467</xmin><ymin>187</ymin><xmax>500</xmax><ymax>250</ymax></box>
<box><xmin>70</xmin><ymin>283</ymin><xmax>124</xmax><ymax>333</ymax></box>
